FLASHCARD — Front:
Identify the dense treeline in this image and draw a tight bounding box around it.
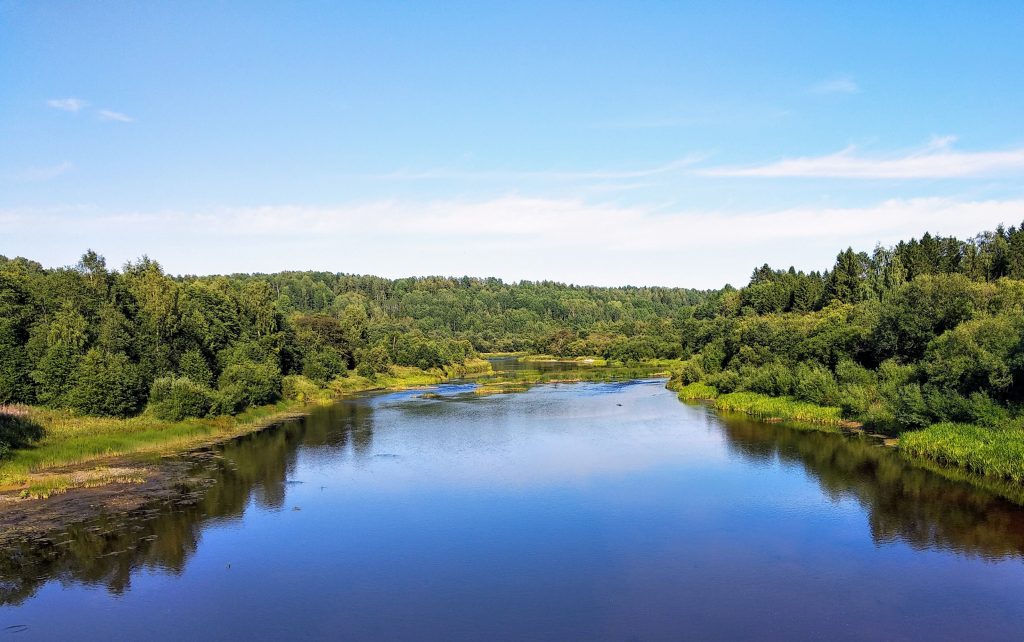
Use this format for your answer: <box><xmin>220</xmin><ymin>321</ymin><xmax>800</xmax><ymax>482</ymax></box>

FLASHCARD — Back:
<box><xmin>0</xmin><ymin>251</ymin><xmax>708</xmax><ymax>421</ymax></box>
<box><xmin>5</xmin><ymin>222</ymin><xmax>1024</xmax><ymax>481</ymax></box>
<box><xmin>676</xmin><ymin>224</ymin><xmax>1024</xmax><ymax>438</ymax></box>
<box><xmin>228</xmin><ymin>271</ymin><xmax>705</xmax><ymax>359</ymax></box>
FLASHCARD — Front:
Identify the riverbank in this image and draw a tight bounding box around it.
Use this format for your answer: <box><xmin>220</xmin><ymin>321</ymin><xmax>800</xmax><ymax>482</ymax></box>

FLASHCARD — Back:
<box><xmin>669</xmin><ymin>382</ymin><xmax>849</xmax><ymax>427</ymax></box>
<box><xmin>0</xmin><ymin>360</ymin><xmax>493</xmax><ymax>499</ymax></box>
<box><xmin>669</xmin><ymin>378</ymin><xmax>1024</xmax><ymax>487</ymax></box>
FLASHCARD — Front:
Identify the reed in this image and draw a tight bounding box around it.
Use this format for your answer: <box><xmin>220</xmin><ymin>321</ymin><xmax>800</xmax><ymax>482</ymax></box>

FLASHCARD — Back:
<box><xmin>899</xmin><ymin>422</ymin><xmax>1024</xmax><ymax>482</ymax></box>
<box><xmin>713</xmin><ymin>392</ymin><xmax>845</xmax><ymax>425</ymax></box>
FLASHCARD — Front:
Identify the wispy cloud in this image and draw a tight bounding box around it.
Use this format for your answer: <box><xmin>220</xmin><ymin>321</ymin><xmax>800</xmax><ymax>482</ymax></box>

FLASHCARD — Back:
<box><xmin>360</xmin><ymin>156</ymin><xmax>704</xmax><ymax>182</ymax></box>
<box><xmin>699</xmin><ymin>137</ymin><xmax>1024</xmax><ymax>179</ymax></box>
<box><xmin>4</xmin><ymin>196</ymin><xmax>1019</xmax><ymax>288</ymax></box>
<box><xmin>47</xmin><ymin>98</ymin><xmax>88</xmax><ymax>112</ymax></box>
<box><xmin>98</xmin><ymin>109</ymin><xmax>135</xmax><ymax>123</ymax></box>
<box><xmin>8</xmin><ymin>162</ymin><xmax>74</xmax><ymax>182</ymax></box>
<box><xmin>810</xmin><ymin>76</ymin><xmax>859</xmax><ymax>94</ymax></box>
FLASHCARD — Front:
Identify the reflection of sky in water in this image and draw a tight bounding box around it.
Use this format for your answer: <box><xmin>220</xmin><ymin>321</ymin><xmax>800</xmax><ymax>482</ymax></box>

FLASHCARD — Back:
<box><xmin>305</xmin><ymin>380</ymin><xmax>729</xmax><ymax>490</ymax></box>
<box><xmin>5</xmin><ymin>377</ymin><xmax>1024</xmax><ymax>641</ymax></box>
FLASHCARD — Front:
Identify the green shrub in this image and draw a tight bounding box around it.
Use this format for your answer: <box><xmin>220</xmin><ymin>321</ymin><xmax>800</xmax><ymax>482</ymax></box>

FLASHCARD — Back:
<box><xmin>356</xmin><ymin>344</ymin><xmax>392</xmax><ymax>377</ymax></box>
<box><xmin>677</xmin><ymin>359</ymin><xmax>705</xmax><ymax>385</ymax></box>
<box><xmin>705</xmin><ymin>369</ymin><xmax>741</xmax><ymax>393</ymax></box>
<box><xmin>793</xmin><ymin>363</ymin><xmax>840</xmax><ymax>406</ymax></box>
<box><xmin>838</xmin><ymin>383</ymin><xmax>874</xmax><ymax>416</ymax></box>
<box><xmin>148</xmin><ymin>376</ymin><xmax>215</xmax><ymax>421</ymax></box>
<box><xmin>835</xmin><ymin>359</ymin><xmax>875</xmax><ymax>386</ymax></box>
<box><xmin>282</xmin><ymin>374</ymin><xmax>323</xmax><ymax>402</ymax></box>
<box><xmin>216</xmin><ymin>360</ymin><xmax>282</xmax><ymax>414</ymax></box>
<box><xmin>178</xmin><ymin>349</ymin><xmax>214</xmax><ymax>387</ymax></box>
<box><xmin>743</xmin><ymin>362</ymin><xmax>794</xmax><ymax>397</ymax></box>
<box><xmin>65</xmin><ymin>349</ymin><xmax>144</xmax><ymax>417</ymax></box>
<box><xmin>888</xmin><ymin>383</ymin><xmax>929</xmax><ymax>430</ymax></box>
<box><xmin>302</xmin><ymin>349</ymin><xmax>347</xmax><ymax>385</ymax></box>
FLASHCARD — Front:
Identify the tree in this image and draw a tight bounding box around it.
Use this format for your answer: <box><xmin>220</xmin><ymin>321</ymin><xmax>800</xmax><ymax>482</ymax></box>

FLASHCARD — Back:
<box><xmin>65</xmin><ymin>349</ymin><xmax>144</xmax><ymax>417</ymax></box>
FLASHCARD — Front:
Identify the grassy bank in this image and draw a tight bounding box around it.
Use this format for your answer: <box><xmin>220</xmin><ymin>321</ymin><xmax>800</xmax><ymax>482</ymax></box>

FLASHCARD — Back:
<box><xmin>672</xmin><ymin>377</ymin><xmax>1024</xmax><ymax>485</ymax></box>
<box><xmin>899</xmin><ymin>422</ymin><xmax>1024</xmax><ymax>483</ymax></box>
<box><xmin>670</xmin><ymin>381</ymin><xmax>845</xmax><ymax>426</ymax></box>
<box><xmin>0</xmin><ymin>362</ymin><xmax>493</xmax><ymax>494</ymax></box>
<box><xmin>714</xmin><ymin>392</ymin><xmax>846</xmax><ymax>426</ymax></box>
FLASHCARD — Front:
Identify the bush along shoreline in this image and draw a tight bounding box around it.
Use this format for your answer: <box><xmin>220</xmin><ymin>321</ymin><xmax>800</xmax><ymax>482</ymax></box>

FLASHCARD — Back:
<box><xmin>6</xmin><ymin>221</ymin><xmax>1024</xmax><ymax>493</ymax></box>
<box><xmin>0</xmin><ymin>360</ymin><xmax>492</xmax><ymax>494</ymax></box>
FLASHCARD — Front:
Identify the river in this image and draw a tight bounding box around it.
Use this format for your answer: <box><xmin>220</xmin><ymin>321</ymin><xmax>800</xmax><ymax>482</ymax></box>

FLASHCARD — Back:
<box><xmin>2</xmin><ymin>360</ymin><xmax>1023</xmax><ymax>640</ymax></box>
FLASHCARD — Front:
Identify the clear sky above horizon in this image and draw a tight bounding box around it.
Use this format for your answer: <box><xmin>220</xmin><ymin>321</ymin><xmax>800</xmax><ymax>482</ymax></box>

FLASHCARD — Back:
<box><xmin>3</xmin><ymin>1</ymin><xmax>1024</xmax><ymax>288</ymax></box>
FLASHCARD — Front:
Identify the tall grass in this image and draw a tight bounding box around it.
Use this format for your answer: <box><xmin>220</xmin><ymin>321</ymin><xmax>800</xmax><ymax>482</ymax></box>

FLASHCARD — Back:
<box><xmin>899</xmin><ymin>422</ymin><xmax>1024</xmax><ymax>482</ymax></box>
<box><xmin>713</xmin><ymin>392</ymin><xmax>845</xmax><ymax>425</ymax></box>
<box><xmin>675</xmin><ymin>382</ymin><xmax>719</xmax><ymax>401</ymax></box>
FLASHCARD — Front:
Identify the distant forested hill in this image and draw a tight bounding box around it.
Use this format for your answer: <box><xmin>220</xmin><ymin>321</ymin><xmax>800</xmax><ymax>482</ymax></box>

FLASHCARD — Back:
<box><xmin>4</xmin><ymin>220</ymin><xmax>1024</xmax><ymax>481</ymax></box>
<box><xmin>0</xmin><ymin>254</ymin><xmax>708</xmax><ymax>419</ymax></box>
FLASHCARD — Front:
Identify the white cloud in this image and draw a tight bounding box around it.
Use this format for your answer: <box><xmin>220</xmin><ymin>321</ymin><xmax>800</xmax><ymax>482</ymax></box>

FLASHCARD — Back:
<box><xmin>810</xmin><ymin>76</ymin><xmax>859</xmax><ymax>94</ymax></box>
<box><xmin>2</xmin><ymin>196</ymin><xmax>1020</xmax><ymax>288</ymax></box>
<box><xmin>8</xmin><ymin>162</ymin><xmax>73</xmax><ymax>182</ymax></box>
<box><xmin>47</xmin><ymin>98</ymin><xmax>88</xmax><ymax>112</ymax></box>
<box><xmin>700</xmin><ymin>137</ymin><xmax>1024</xmax><ymax>179</ymax></box>
<box><xmin>359</xmin><ymin>156</ymin><xmax>704</xmax><ymax>182</ymax></box>
<box><xmin>98</xmin><ymin>109</ymin><xmax>135</xmax><ymax>123</ymax></box>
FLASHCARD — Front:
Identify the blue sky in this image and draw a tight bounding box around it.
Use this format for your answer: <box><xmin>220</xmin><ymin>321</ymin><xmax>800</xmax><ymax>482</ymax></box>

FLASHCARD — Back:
<box><xmin>3</xmin><ymin>1</ymin><xmax>1024</xmax><ymax>287</ymax></box>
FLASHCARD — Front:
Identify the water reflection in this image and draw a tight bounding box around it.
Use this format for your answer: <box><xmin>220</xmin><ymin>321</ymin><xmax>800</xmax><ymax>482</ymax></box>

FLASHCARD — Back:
<box><xmin>0</xmin><ymin>400</ymin><xmax>375</xmax><ymax>606</ymax></box>
<box><xmin>2</xmin><ymin>373</ymin><xmax>1024</xmax><ymax>617</ymax></box>
<box><xmin>717</xmin><ymin>413</ymin><xmax>1024</xmax><ymax>559</ymax></box>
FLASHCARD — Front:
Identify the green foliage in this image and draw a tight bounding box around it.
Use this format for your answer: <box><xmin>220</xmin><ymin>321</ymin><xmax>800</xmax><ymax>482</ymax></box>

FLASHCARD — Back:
<box><xmin>900</xmin><ymin>422</ymin><xmax>1024</xmax><ymax>482</ymax></box>
<box><xmin>792</xmin><ymin>363</ymin><xmax>840</xmax><ymax>406</ymax></box>
<box><xmin>705</xmin><ymin>369</ymin><xmax>741</xmax><ymax>393</ymax></box>
<box><xmin>177</xmin><ymin>349</ymin><xmax>214</xmax><ymax>388</ymax></box>
<box><xmin>215</xmin><ymin>360</ymin><xmax>282</xmax><ymax>414</ymax></box>
<box><xmin>713</xmin><ymin>392</ymin><xmax>844</xmax><ymax>425</ymax></box>
<box><xmin>675</xmin><ymin>382</ymin><xmax>719</xmax><ymax>401</ymax></box>
<box><xmin>302</xmin><ymin>348</ymin><xmax>347</xmax><ymax>385</ymax></box>
<box><xmin>281</xmin><ymin>374</ymin><xmax>327</xmax><ymax>402</ymax></box>
<box><xmin>148</xmin><ymin>376</ymin><xmax>215</xmax><ymax>421</ymax></box>
<box><xmin>676</xmin><ymin>359</ymin><xmax>705</xmax><ymax>386</ymax></box>
<box><xmin>64</xmin><ymin>350</ymin><xmax>144</xmax><ymax>417</ymax></box>
<box><xmin>6</xmin><ymin>222</ymin><xmax>1024</xmax><ymax>486</ymax></box>
<box><xmin>742</xmin><ymin>362</ymin><xmax>794</xmax><ymax>397</ymax></box>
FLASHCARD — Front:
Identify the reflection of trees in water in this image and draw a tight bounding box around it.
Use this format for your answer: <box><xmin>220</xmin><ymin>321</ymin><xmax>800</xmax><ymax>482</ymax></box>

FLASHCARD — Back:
<box><xmin>0</xmin><ymin>400</ymin><xmax>375</xmax><ymax>606</ymax></box>
<box><xmin>718</xmin><ymin>415</ymin><xmax>1024</xmax><ymax>559</ymax></box>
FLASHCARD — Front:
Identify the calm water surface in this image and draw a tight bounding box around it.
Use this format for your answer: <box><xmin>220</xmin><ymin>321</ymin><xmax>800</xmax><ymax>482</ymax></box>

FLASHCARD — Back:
<box><xmin>3</xmin><ymin>362</ymin><xmax>1024</xmax><ymax>640</ymax></box>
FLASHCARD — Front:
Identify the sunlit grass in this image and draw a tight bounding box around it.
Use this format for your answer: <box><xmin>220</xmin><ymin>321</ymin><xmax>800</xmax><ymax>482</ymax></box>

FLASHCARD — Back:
<box><xmin>675</xmin><ymin>382</ymin><xmax>719</xmax><ymax>401</ymax></box>
<box><xmin>0</xmin><ymin>403</ymin><xmax>300</xmax><ymax>488</ymax></box>
<box><xmin>899</xmin><ymin>422</ymin><xmax>1024</xmax><ymax>482</ymax></box>
<box><xmin>713</xmin><ymin>392</ymin><xmax>845</xmax><ymax>425</ymax></box>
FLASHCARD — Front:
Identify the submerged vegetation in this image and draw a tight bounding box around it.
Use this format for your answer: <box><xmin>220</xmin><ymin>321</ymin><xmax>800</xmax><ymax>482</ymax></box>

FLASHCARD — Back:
<box><xmin>4</xmin><ymin>221</ymin><xmax>1024</xmax><ymax>488</ymax></box>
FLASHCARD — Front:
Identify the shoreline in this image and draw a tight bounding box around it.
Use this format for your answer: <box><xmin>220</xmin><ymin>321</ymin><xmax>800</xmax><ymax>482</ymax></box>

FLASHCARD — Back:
<box><xmin>5</xmin><ymin>359</ymin><xmax>1024</xmax><ymax>542</ymax></box>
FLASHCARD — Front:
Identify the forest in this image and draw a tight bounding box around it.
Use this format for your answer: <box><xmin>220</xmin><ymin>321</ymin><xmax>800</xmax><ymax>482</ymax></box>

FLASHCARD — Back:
<box><xmin>0</xmin><ymin>252</ymin><xmax>704</xmax><ymax>432</ymax></box>
<box><xmin>671</xmin><ymin>224</ymin><xmax>1024</xmax><ymax>480</ymax></box>
<box><xmin>3</xmin><ymin>222</ymin><xmax>1024</xmax><ymax>482</ymax></box>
